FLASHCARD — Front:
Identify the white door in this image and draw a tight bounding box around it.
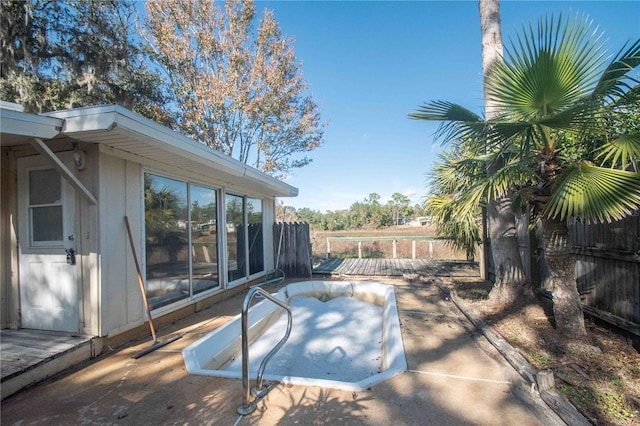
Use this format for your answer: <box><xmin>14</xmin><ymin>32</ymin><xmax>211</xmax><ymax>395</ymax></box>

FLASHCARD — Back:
<box><xmin>18</xmin><ymin>154</ymin><xmax>79</xmax><ymax>333</ymax></box>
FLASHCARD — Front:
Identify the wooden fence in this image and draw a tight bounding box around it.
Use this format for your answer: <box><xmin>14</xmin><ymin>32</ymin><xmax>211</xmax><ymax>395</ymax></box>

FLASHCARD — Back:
<box><xmin>519</xmin><ymin>213</ymin><xmax>639</xmax><ymax>339</ymax></box>
<box><xmin>277</xmin><ymin>217</ymin><xmax>639</xmax><ymax>338</ymax></box>
<box><xmin>488</xmin><ymin>212</ymin><xmax>639</xmax><ymax>339</ymax></box>
<box><xmin>567</xmin><ymin>214</ymin><xmax>639</xmax><ymax>335</ymax></box>
<box><xmin>273</xmin><ymin>222</ymin><xmax>312</xmax><ymax>278</ymax></box>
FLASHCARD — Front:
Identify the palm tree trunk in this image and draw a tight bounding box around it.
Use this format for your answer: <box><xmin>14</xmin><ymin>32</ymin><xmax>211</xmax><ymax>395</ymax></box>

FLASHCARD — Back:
<box><xmin>479</xmin><ymin>0</ymin><xmax>503</xmax><ymax>119</ymax></box>
<box><xmin>479</xmin><ymin>0</ymin><xmax>528</xmax><ymax>305</ymax></box>
<box><xmin>539</xmin><ymin>216</ymin><xmax>587</xmax><ymax>338</ymax></box>
<box><xmin>486</xmin><ymin>191</ymin><xmax>527</xmax><ymax>304</ymax></box>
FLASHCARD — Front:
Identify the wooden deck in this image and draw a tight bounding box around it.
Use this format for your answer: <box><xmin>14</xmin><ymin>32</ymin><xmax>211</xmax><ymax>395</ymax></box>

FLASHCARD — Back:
<box><xmin>313</xmin><ymin>258</ymin><xmax>480</xmax><ymax>278</ymax></box>
<box><xmin>1</xmin><ymin>329</ymin><xmax>94</xmax><ymax>399</ymax></box>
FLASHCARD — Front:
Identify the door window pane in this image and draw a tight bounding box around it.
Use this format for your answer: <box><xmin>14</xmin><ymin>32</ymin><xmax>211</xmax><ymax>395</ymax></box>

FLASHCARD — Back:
<box><xmin>190</xmin><ymin>185</ymin><xmax>219</xmax><ymax>294</ymax></box>
<box><xmin>247</xmin><ymin>198</ymin><xmax>264</xmax><ymax>275</ymax></box>
<box><xmin>31</xmin><ymin>206</ymin><xmax>63</xmax><ymax>242</ymax></box>
<box><xmin>29</xmin><ymin>169</ymin><xmax>61</xmax><ymax>204</ymax></box>
<box><xmin>226</xmin><ymin>194</ymin><xmax>245</xmax><ymax>282</ymax></box>
<box><xmin>28</xmin><ymin>169</ymin><xmax>63</xmax><ymax>244</ymax></box>
<box><xmin>144</xmin><ymin>174</ymin><xmax>189</xmax><ymax>310</ymax></box>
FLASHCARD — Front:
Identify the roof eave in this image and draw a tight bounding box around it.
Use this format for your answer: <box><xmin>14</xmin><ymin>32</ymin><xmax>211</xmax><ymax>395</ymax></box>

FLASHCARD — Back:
<box><xmin>0</xmin><ymin>108</ymin><xmax>63</xmax><ymax>145</ymax></box>
<box><xmin>44</xmin><ymin>105</ymin><xmax>299</xmax><ymax>198</ymax></box>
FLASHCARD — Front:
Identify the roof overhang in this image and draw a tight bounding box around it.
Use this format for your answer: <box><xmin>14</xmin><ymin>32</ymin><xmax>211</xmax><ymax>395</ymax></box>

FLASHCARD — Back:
<box><xmin>0</xmin><ymin>107</ymin><xmax>64</xmax><ymax>143</ymax></box>
<box><xmin>1</xmin><ymin>104</ymin><xmax>298</xmax><ymax>198</ymax></box>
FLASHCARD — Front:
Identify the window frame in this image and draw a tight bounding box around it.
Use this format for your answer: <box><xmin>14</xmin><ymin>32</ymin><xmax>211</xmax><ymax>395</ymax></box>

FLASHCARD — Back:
<box><xmin>142</xmin><ymin>170</ymin><xmax>268</xmax><ymax>311</ymax></box>
<box><xmin>27</xmin><ymin>167</ymin><xmax>65</xmax><ymax>248</ymax></box>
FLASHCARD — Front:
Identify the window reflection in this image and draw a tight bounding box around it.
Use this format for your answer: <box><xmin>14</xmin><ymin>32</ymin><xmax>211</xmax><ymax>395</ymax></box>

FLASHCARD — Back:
<box><xmin>144</xmin><ymin>174</ymin><xmax>189</xmax><ymax>310</ymax></box>
<box><xmin>144</xmin><ymin>173</ymin><xmax>266</xmax><ymax>307</ymax></box>
<box><xmin>190</xmin><ymin>185</ymin><xmax>219</xmax><ymax>294</ymax></box>
<box><xmin>29</xmin><ymin>169</ymin><xmax>63</xmax><ymax>244</ymax></box>
<box><xmin>226</xmin><ymin>194</ymin><xmax>245</xmax><ymax>282</ymax></box>
<box><xmin>247</xmin><ymin>198</ymin><xmax>263</xmax><ymax>275</ymax></box>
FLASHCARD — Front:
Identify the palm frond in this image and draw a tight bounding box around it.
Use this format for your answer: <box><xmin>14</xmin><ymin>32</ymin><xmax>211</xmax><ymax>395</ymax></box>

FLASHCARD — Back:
<box><xmin>596</xmin><ymin>132</ymin><xmax>640</xmax><ymax>171</ymax></box>
<box><xmin>425</xmin><ymin>194</ymin><xmax>481</xmax><ymax>255</ymax></box>
<box><xmin>485</xmin><ymin>119</ymin><xmax>534</xmax><ymax>141</ymax></box>
<box><xmin>483</xmin><ymin>158</ymin><xmax>536</xmax><ymax>201</ymax></box>
<box><xmin>487</xmin><ymin>13</ymin><xmax>608</xmax><ymax>120</ymax></box>
<box><xmin>438</xmin><ymin>157</ymin><xmax>533</xmax><ymax>217</ymax></box>
<box><xmin>544</xmin><ymin>162</ymin><xmax>640</xmax><ymax>222</ymax></box>
<box><xmin>410</xmin><ymin>100</ymin><xmax>482</xmax><ymax>122</ymax></box>
<box><xmin>409</xmin><ymin>101</ymin><xmax>486</xmax><ymax>145</ymax></box>
<box><xmin>413</xmin><ymin>13</ymin><xmax>640</xmax><ymax>230</ymax></box>
<box><xmin>592</xmin><ymin>39</ymin><xmax>640</xmax><ymax>100</ymax></box>
<box><xmin>430</xmin><ymin>161</ymin><xmax>464</xmax><ymax>195</ymax></box>
<box><xmin>429</xmin><ymin>147</ymin><xmax>488</xmax><ymax>199</ymax></box>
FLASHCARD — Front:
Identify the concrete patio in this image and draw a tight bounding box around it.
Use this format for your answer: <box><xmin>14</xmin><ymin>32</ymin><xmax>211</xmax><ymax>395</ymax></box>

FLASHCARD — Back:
<box><xmin>1</xmin><ymin>277</ymin><xmax>563</xmax><ymax>425</ymax></box>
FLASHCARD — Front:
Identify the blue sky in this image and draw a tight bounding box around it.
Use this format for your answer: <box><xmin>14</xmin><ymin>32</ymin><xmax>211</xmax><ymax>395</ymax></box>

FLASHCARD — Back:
<box><xmin>254</xmin><ymin>0</ymin><xmax>640</xmax><ymax>212</ymax></box>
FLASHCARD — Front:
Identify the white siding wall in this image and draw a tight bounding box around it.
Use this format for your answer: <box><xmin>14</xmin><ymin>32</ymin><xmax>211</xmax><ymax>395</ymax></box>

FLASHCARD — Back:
<box><xmin>77</xmin><ymin>144</ymin><xmax>100</xmax><ymax>336</ymax></box>
<box><xmin>99</xmin><ymin>154</ymin><xmax>144</xmax><ymax>336</ymax></box>
<box><xmin>0</xmin><ymin>148</ymin><xmax>18</xmax><ymax>329</ymax></box>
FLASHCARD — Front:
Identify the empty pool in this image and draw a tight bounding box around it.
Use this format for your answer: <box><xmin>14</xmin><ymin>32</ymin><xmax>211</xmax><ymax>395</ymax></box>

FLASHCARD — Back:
<box><xmin>182</xmin><ymin>281</ymin><xmax>407</xmax><ymax>391</ymax></box>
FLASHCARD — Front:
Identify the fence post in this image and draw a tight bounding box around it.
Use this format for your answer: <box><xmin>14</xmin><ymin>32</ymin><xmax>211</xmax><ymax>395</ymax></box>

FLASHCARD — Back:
<box><xmin>326</xmin><ymin>238</ymin><xmax>331</xmax><ymax>259</ymax></box>
<box><xmin>392</xmin><ymin>240</ymin><xmax>397</xmax><ymax>259</ymax></box>
<box><xmin>358</xmin><ymin>241</ymin><xmax>362</xmax><ymax>259</ymax></box>
<box><xmin>302</xmin><ymin>223</ymin><xmax>312</xmax><ymax>277</ymax></box>
<box><xmin>412</xmin><ymin>240</ymin><xmax>416</xmax><ymax>260</ymax></box>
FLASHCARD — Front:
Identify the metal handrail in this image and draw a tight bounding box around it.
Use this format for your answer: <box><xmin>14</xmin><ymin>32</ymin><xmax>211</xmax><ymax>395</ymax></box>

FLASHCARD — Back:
<box><xmin>237</xmin><ymin>286</ymin><xmax>292</xmax><ymax>415</ymax></box>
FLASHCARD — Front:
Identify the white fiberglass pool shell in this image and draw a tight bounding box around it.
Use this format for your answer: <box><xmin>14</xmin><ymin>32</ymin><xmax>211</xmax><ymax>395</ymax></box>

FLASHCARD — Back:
<box><xmin>182</xmin><ymin>281</ymin><xmax>407</xmax><ymax>391</ymax></box>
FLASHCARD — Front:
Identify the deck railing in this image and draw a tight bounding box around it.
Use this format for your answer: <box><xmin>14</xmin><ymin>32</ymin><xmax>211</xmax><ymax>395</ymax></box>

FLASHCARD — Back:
<box><xmin>324</xmin><ymin>236</ymin><xmax>470</xmax><ymax>260</ymax></box>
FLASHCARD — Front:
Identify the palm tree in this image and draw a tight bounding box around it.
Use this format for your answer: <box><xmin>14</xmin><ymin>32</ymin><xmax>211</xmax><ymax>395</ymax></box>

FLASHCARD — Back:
<box><xmin>417</xmin><ymin>0</ymin><xmax>528</xmax><ymax>306</ymax></box>
<box><xmin>425</xmin><ymin>145</ymin><xmax>483</xmax><ymax>261</ymax></box>
<box><xmin>412</xmin><ymin>14</ymin><xmax>640</xmax><ymax>339</ymax></box>
<box><xmin>477</xmin><ymin>0</ymin><xmax>528</xmax><ymax>304</ymax></box>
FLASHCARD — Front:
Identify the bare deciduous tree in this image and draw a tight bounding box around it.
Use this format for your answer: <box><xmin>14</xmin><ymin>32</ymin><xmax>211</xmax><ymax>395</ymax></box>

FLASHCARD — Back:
<box><xmin>144</xmin><ymin>0</ymin><xmax>325</xmax><ymax>176</ymax></box>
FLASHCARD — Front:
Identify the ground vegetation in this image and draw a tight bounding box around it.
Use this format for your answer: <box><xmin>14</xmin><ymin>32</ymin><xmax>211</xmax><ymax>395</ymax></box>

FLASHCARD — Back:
<box><xmin>449</xmin><ymin>278</ymin><xmax>640</xmax><ymax>426</ymax></box>
<box><xmin>424</xmin><ymin>144</ymin><xmax>483</xmax><ymax>261</ymax></box>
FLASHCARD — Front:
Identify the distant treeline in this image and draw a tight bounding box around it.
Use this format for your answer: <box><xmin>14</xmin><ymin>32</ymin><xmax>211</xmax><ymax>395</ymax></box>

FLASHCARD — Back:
<box><xmin>281</xmin><ymin>192</ymin><xmax>427</xmax><ymax>231</ymax></box>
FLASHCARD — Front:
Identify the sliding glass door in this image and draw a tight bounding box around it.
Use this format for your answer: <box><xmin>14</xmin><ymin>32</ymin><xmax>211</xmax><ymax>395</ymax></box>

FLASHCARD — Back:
<box><xmin>144</xmin><ymin>174</ymin><xmax>221</xmax><ymax>309</ymax></box>
<box><xmin>144</xmin><ymin>174</ymin><xmax>189</xmax><ymax>309</ymax></box>
<box><xmin>144</xmin><ymin>173</ymin><xmax>266</xmax><ymax>306</ymax></box>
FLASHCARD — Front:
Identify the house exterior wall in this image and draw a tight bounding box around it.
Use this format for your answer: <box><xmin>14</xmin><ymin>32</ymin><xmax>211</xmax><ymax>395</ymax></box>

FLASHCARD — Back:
<box><xmin>2</xmin><ymin>105</ymin><xmax>288</xmax><ymax>343</ymax></box>
<box><xmin>97</xmin><ymin>150</ymin><xmax>278</xmax><ymax>339</ymax></box>
<box><xmin>0</xmin><ymin>143</ymin><xmax>101</xmax><ymax>334</ymax></box>
<box><xmin>1</xmin><ymin>146</ymin><xmax>19</xmax><ymax>329</ymax></box>
<box><xmin>2</xmin><ymin>144</ymin><xmax>279</xmax><ymax>339</ymax></box>
<box><xmin>74</xmin><ymin>143</ymin><xmax>101</xmax><ymax>337</ymax></box>
<box><xmin>98</xmin><ymin>154</ymin><xmax>145</xmax><ymax>337</ymax></box>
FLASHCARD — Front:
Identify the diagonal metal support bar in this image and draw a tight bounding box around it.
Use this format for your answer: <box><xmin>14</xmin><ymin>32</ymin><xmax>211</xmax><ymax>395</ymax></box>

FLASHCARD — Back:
<box><xmin>29</xmin><ymin>138</ymin><xmax>97</xmax><ymax>205</ymax></box>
